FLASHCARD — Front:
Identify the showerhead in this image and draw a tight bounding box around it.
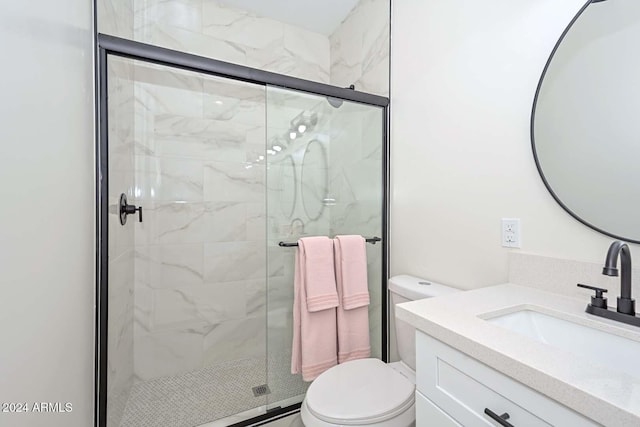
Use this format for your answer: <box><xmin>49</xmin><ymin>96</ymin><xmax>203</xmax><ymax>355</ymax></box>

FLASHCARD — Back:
<box><xmin>327</xmin><ymin>97</ymin><xmax>343</xmax><ymax>108</ymax></box>
<box><xmin>326</xmin><ymin>84</ymin><xmax>355</xmax><ymax>109</ymax></box>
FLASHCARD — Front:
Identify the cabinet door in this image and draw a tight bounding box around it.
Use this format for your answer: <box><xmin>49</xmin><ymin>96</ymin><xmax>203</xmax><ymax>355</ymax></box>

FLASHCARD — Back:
<box><xmin>416</xmin><ymin>391</ymin><xmax>461</xmax><ymax>427</ymax></box>
<box><xmin>416</xmin><ymin>332</ymin><xmax>600</xmax><ymax>427</ymax></box>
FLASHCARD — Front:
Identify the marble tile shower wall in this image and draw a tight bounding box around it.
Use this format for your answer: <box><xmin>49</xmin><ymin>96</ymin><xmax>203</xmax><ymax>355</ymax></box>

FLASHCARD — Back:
<box><xmin>107</xmin><ymin>59</ymin><xmax>136</xmax><ymax>427</ymax></box>
<box><xmin>97</xmin><ymin>0</ymin><xmax>390</xmax><ymax>388</ymax></box>
<box><xmin>265</xmin><ymin>97</ymin><xmax>334</xmax><ymax>359</ymax></box>
<box><xmin>99</xmin><ymin>0</ymin><xmax>134</xmax><ymax>39</ymax></box>
<box><xmin>330</xmin><ymin>0</ymin><xmax>390</xmax><ymax>97</ymax></box>
<box><xmin>99</xmin><ymin>0</ymin><xmax>390</xmax><ymax>96</ymax></box>
<box><xmin>130</xmin><ymin>65</ymin><xmax>273</xmax><ymax>382</ymax></box>
<box><xmin>264</xmin><ymin>93</ymin><xmax>384</xmax><ymax>361</ymax></box>
<box><xmin>328</xmin><ymin>107</ymin><xmax>384</xmax><ymax>358</ymax></box>
<box><xmin>327</xmin><ymin>0</ymin><xmax>389</xmax><ymax>355</ymax></box>
<box><xmin>97</xmin><ymin>0</ymin><xmax>331</xmax><ymax>85</ymax></box>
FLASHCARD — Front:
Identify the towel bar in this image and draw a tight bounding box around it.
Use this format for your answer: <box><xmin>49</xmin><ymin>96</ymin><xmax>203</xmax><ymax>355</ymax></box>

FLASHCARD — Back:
<box><xmin>278</xmin><ymin>236</ymin><xmax>382</xmax><ymax>247</ymax></box>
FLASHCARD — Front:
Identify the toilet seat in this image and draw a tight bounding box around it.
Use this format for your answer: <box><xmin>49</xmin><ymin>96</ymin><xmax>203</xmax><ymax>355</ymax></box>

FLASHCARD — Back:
<box><xmin>304</xmin><ymin>358</ymin><xmax>415</xmax><ymax>425</ymax></box>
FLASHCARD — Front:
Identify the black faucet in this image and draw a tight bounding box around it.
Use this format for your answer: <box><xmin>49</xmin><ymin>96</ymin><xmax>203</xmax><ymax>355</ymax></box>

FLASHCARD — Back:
<box><xmin>602</xmin><ymin>240</ymin><xmax>634</xmax><ymax>315</ymax></box>
<box><xmin>577</xmin><ymin>241</ymin><xmax>640</xmax><ymax>327</ymax></box>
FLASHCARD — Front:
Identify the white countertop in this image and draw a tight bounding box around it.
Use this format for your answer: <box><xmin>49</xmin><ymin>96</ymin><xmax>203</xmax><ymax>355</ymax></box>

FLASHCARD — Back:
<box><xmin>396</xmin><ymin>284</ymin><xmax>640</xmax><ymax>427</ymax></box>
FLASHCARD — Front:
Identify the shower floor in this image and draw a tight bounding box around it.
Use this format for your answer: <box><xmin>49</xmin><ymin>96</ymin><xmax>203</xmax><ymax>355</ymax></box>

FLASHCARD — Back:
<box><xmin>119</xmin><ymin>351</ymin><xmax>308</xmax><ymax>427</ymax></box>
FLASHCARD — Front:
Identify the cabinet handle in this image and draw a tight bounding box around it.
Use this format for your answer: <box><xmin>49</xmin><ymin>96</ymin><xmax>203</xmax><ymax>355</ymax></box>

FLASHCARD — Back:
<box><xmin>484</xmin><ymin>408</ymin><xmax>514</xmax><ymax>427</ymax></box>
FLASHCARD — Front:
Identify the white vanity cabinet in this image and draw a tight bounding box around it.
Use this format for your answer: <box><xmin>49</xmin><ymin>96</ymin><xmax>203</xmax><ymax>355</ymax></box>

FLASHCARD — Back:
<box><xmin>415</xmin><ymin>331</ymin><xmax>600</xmax><ymax>427</ymax></box>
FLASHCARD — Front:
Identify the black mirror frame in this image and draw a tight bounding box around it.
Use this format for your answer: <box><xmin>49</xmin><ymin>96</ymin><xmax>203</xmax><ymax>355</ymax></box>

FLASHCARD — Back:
<box><xmin>529</xmin><ymin>0</ymin><xmax>640</xmax><ymax>244</ymax></box>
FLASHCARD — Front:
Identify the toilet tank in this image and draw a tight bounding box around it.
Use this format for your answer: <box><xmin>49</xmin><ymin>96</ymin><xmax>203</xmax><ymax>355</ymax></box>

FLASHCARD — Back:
<box><xmin>389</xmin><ymin>275</ymin><xmax>459</xmax><ymax>370</ymax></box>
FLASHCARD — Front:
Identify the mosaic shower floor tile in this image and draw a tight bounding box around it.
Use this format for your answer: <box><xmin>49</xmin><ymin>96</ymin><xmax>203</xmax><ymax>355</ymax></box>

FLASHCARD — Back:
<box><xmin>119</xmin><ymin>352</ymin><xmax>307</xmax><ymax>427</ymax></box>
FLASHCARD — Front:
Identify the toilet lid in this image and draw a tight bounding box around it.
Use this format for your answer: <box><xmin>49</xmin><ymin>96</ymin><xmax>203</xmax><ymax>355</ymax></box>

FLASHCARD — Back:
<box><xmin>306</xmin><ymin>358</ymin><xmax>415</xmax><ymax>425</ymax></box>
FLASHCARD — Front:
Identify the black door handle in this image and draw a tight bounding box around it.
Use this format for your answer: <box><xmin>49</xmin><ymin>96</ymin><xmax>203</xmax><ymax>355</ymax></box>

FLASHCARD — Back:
<box><xmin>119</xmin><ymin>193</ymin><xmax>143</xmax><ymax>225</ymax></box>
<box><xmin>484</xmin><ymin>408</ymin><xmax>514</xmax><ymax>427</ymax></box>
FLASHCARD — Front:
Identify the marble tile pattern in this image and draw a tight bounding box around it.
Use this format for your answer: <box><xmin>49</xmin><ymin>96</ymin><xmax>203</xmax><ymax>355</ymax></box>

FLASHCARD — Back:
<box><xmin>265</xmin><ymin>86</ymin><xmax>385</xmax><ymax>361</ymax></box>
<box><xmin>98</xmin><ymin>0</ymin><xmax>134</xmax><ymax>39</ymax></box>
<box><xmin>101</xmin><ymin>0</ymin><xmax>390</xmax><ymax>94</ymax></box>
<box><xmin>107</xmin><ymin>58</ymin><xmax>137</xmax><ymax>427</ymax></box>
<box><xmin>98</xmin><ymin>0</ymin><xmax>391</xmax><ymax>416</ymax></box>
<box><xmin>327</xmin><ymin>103</ymin><xmax>385</xmax><ymax>360</ymax></box>
<box><xmin>129</xmin><ymin>63</ymin><xmax>274</xmax><ymax>384</ymax></box>
<box><xmin>264</xmin><ymin>88</ymin><xmax>333</xmax><ymax>403</ymax></box>
<box><xmin>129</xmin><ymin>0</ymin><xmax>330</xmax><ymax>84</ymax></box>
<box><xmin>113</xmin><ymin>76</ymin><xmax>386</xmax><ymax>423</ymax></box>
<box><xmin>330</xmin><ymin>0</ymin><xmax>390</xmax><ymax>97</ymax></box>
<box><xmin>112</xmin><ymin>63</ymin><xmax>332</xmax><ymax>425</ymax></box>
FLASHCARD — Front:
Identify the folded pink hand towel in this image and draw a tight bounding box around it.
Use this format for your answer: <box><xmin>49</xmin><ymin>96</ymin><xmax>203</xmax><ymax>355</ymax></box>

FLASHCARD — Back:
<box><xmin>334</xmin><ymin>235</ymin><xmax>370</xmax><ymax>364</ymax></box>
<box><xmin>334</xmin><ymin>235</ymin><xmax>370</xmax><ymax>309</ymax></box>
<box><xmin>300</xmin><ymin>236</ymin><xmax>339</xmax><ymax>312</ymax></box>
<box><xmin>291</xmin><ymin>237</ymin><xmax>338</xmax><ymax>381</ymax></box>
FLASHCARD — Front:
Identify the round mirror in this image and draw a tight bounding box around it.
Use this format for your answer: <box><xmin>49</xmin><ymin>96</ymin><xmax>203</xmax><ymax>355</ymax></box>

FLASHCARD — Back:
<box><xmin>301</xmin><ymin>140</ymin><xmax>328</xmax><ymax>221</ymax></box>
<box><xmin>532</xmin><ymin>0</ymin><xmax>640</xmax><ymax>242</ymax></box>
<box><xmin>278</xmin><ymin>155</ymin><xmax>297</xmax><ymax>219</ymax></box>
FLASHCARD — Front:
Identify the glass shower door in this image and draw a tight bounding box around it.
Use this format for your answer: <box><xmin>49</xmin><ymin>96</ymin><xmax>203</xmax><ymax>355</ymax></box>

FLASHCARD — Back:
<box><xmin>265</xmin><ymin>86</ymin><xmax>385</xmax><ymax>410</ymax></box>
<box><xmin>104</xmin><ymin>50</ymin><xmax>387</xmax><ymax>426</ymax></box>
<box><xmin>106</xmin><ymin>55</ymin><xmax>270</xmax><ymax>427</ymax></box>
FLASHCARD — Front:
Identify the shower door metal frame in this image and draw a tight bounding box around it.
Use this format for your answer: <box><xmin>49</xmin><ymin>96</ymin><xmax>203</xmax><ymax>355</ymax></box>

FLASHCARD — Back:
<box><xmin>95</xmin><ymin>33</ymin><xmax>390</xmax><ymax>427</ymax></box>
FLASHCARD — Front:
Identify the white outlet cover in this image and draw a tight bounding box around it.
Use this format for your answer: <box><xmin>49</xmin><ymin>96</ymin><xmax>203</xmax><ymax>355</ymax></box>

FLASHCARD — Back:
<box><xmin>502</xmin><ymin>218</ymin><xmax>521</xmax><ymax>248</ymax></box>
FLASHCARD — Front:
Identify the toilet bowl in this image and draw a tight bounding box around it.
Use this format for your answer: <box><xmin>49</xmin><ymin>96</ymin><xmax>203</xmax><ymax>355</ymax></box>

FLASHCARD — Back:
<box><xmin>300</xmin><ymin>275</ymin><xmax>459</xmax><ymax>427</ymax></box>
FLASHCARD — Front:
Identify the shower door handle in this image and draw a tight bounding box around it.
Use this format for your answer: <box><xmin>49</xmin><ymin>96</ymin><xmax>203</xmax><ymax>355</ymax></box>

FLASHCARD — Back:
<box><xmin>119</xmin><ymin>193</ymin><xmax>143</xmax><ymax>225</ymax></box>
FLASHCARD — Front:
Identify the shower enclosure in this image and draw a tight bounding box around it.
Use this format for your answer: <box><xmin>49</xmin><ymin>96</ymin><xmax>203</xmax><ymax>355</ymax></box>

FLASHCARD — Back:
<box><xmin>97</xmin><ymin>35</ymin><xmax>388</xmax><ymax>427</ymax></box>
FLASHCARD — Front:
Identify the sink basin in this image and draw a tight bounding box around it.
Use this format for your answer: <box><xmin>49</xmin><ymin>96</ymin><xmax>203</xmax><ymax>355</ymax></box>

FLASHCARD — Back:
<box><xmin>485</xmin><ymin>308</ymin><xmax>640</xmax><ymax>379</ymax></box>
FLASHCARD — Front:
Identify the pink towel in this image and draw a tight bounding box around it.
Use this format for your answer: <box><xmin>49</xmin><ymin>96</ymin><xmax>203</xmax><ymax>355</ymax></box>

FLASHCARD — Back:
<box><xmin>334</xmin><ymin>235</ymin><xmax>371</xmax><ymax>364</ymax></box>
<box><xmin>291</xmin><ymin>237</ymin><xmax>338</xmax><ymax>381</ymax></box>
<box><xmin>334</xmin><ymin>236</ymin><xmax>370</xmax><ymax>309</ymax></box>
<box><xmin>301</xmin><ymin>237</ymin><xmax>340</xmax><ymax>311</ymax></box>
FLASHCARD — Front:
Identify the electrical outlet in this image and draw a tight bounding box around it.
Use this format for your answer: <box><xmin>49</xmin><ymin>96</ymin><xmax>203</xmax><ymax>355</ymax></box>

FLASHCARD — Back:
<box><xmin>502</xmin><ymin>218</ymin><xmax>521</xmax><ymax>248</ymax></box>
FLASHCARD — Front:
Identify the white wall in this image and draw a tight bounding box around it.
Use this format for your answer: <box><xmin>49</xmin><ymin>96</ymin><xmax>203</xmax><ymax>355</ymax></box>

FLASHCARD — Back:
<box><xmin>390</xmin><ymin>0</ymin><xmax>640</xmax><ymax>290</ymax></box>
<box><xmin>0</xmin><ymin>2</ymin><xmax>94</xmax><ymax>427</ymax></box>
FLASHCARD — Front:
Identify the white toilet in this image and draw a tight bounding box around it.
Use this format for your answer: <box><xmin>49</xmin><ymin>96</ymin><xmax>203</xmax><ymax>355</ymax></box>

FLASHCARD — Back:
<box><xmin>300</xmin><ymin>275</ymin><xmax>459</xmax><ymax>427</ymax></box>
